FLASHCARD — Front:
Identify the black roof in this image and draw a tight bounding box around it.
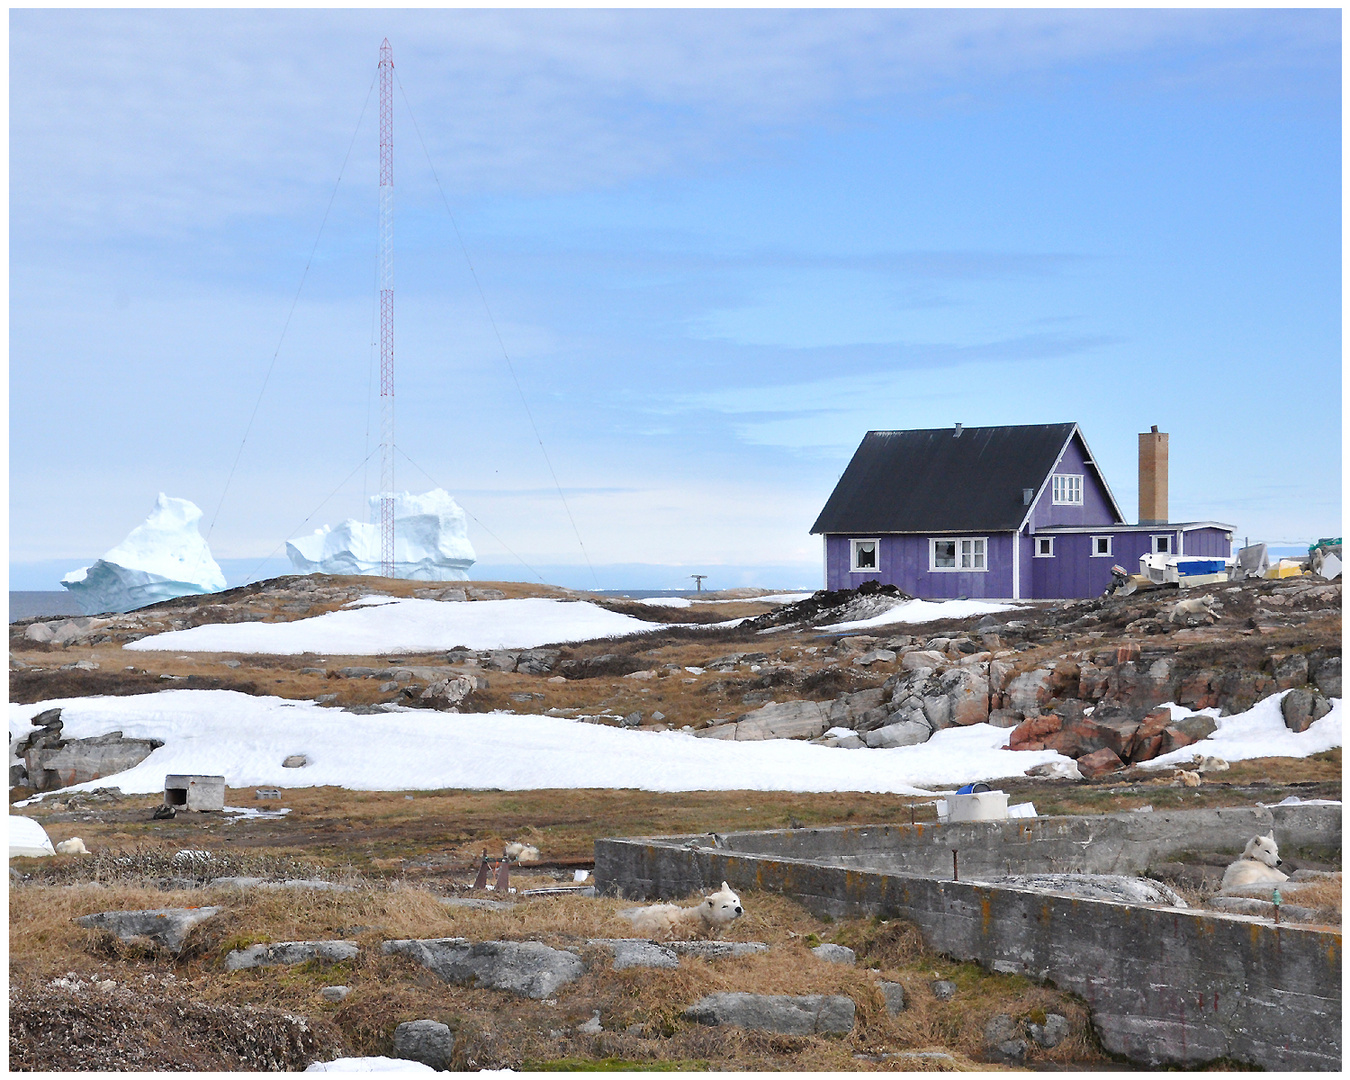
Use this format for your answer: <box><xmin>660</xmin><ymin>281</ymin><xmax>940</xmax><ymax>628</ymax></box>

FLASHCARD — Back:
<box><xmin>811</xmin><ymin>423</ymin><xmax>1094</xmax><ymax>535</ymax></box>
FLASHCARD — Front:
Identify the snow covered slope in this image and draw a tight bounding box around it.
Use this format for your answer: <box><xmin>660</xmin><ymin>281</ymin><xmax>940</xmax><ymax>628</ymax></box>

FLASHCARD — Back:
<box><xmin>287</xmin><ymin>489</ymin><xmax>476</xmax><ymax>581</ymax></box>
<box><xmin>61</xmin><ymin>494</ymin><xmax>226</xmax><ymax>615</ymax></box>
<box><xmin>124</xmin><ymin>596</ymin><xmax>662</xmax><ymax>654</ymax></box>
<box><xmin>9</xmin><ymin>689</ymin><xmax>1337</xmax><ymax>798</ymax></box>
<box><xmin>8</xmin><ymin>690</ymin><xmax>1067</xmax><ymax>796</ymax></box>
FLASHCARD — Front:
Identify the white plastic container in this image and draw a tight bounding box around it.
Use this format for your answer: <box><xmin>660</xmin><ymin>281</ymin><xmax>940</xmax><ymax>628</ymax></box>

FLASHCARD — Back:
<box><xmin>946</xmin><ymin>790</ymin><xmax>1009</xmax><ymax>822</ymax></box>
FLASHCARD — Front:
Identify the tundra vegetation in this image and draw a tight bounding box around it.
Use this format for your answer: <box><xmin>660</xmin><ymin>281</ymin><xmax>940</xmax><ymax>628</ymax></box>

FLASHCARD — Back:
<box><xmin>9</xmin><ymin>574</ymin><xmax>1341</xmax><ymax>1070</ymax></box>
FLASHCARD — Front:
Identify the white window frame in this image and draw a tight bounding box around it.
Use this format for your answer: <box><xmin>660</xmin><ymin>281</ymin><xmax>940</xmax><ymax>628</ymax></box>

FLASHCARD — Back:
<box><xmin>1052</xmin><ymin>474</ymin><xmax>1084</xmax><ymax>505</ymax></box>
<box><xmin>1035</xmin><ymin>536</ymin><xmax>1055</xmax><ymax>558</ymax></box>
<box><xmin>931</xmin><ymin>536</ymin><xmax>988</xmax><ymax>572</ymax></box>
<box><xmin>1152</xmin><ymin>534</ymin><xmax>1173</xmax><ymax>555</ymax></box>
<box><xmin>850</xmin><ymin>538</ymin><xmax>879</xmax><ymax>572</ymax></box>
<box><xmin>1091</xmin><ymin>535</ymin><xmax>1113</xmax><ymax>558</ymax></box>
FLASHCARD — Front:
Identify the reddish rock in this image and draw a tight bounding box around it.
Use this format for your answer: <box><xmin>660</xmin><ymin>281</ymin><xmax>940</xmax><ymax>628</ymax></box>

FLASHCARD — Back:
<box><xmin>1005</xmin><ymin>668</ymin><xmax>1055</xmax><ymax>719</ymax></box>
<box><xmin>1157</xmin><ymin>726</ymin><xmax>1197</xmax><ymax>757</ymax></box>
<box><xmin>1008</xmin><ymin>713</ymin><xmax>1061</xmax><ymax>751</ymax></box>
<box><xmin>1177</xmin><ymin>670</ymin><xmax>1220</xmax><ymax>710</ymax></box>
<box><xmin>1131</xmin><ymin>734</ymin><xmax>1163</xmax><ymax>762</ymax></box>
<box><xmin>1115</xmin><ymin>643</ymin><xmax>1141</xmax><ymax>664</ymax></box>
<box><xmin>1049</xmin><ymin>661</ymin><xmax>1081</xmax><ymax>697</ymax></box>
<box><xmin>1125</xmin><ymin>707</ymin><xmax>1172</xmax><ymax>762</ymax></box>
<box><xmin>1078</xmin><ymin>666</ymin><xmax>1111</xmax><ymax>701</ymax></box>
<box><xmin>1077</xmin><ymin>747</ymin><xmax>1125</xmax><ymax>779</ymax></box>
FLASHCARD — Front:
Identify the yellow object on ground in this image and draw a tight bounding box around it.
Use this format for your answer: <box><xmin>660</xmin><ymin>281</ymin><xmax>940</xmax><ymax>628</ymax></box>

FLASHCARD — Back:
<box><xmin>1266</xmin><ymin>562</ymin><xmax>1307</xmax><ymax>579</ymax></box>
<box><xmin>1178</xmin><ymin>572</ymin><xmax>1228</xmax><ymax>589</ymax></box>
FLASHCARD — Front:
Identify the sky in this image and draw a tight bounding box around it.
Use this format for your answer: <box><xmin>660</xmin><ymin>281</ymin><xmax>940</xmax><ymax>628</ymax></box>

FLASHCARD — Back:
<box><xmin>8</xmin><ymin>8</ymin><xmax>1342</xmax><ymax>592</ymax></box>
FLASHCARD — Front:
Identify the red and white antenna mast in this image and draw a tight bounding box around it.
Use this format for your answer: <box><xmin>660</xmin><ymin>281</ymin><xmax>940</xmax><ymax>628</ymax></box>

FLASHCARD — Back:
<box><xmin>378</xmin><ymin>39</ymin><xmax>395</xmax><ymax>578</ymax></box>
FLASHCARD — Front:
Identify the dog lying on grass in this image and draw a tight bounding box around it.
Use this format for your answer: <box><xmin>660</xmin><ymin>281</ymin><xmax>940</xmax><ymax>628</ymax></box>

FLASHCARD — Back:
<box><xmin>622</xmin><ymin>881</ymin><xmax>744</xmax><ymax>940</ymax></box>
<box><xmin>1221</xmin><ymin>834</ymin><xmax>1289</xmax><ymax>892</ymax></box>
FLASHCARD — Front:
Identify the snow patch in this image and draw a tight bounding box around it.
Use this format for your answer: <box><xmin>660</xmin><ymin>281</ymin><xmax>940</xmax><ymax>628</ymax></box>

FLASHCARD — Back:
<box><xmin>61</xmin><ymin>494</ymin><xmax>226</xmax><ymax>614</ymax></box>
<box><xmin>821</xmin><ymin>598</ymin><xmax>1020</xmax><ymax>632</ymax></box>
<box><xmin>124</xmin><ymin>596</ymin><xmax>663</xmax><ymax>655</ymax></box>
<box><xmin>1138</xmin><ymin>692</ymin><xmax>1342</xmax><ymax>768</ymax></box>
<box><xmin>286</xmin><ymin>489</ymin><xmax>476</xmax><ymax>581</ymax></box>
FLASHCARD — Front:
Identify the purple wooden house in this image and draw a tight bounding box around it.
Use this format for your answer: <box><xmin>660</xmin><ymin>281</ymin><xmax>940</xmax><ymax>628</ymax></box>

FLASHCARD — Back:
<box><xmin>810</xmin><ymin>423</ymin><xmax>1234</xmax><ymax>600</ymax></box>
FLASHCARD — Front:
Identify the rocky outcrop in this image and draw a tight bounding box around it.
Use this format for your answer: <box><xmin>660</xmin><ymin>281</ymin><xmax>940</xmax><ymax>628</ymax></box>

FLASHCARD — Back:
<box><xmin>382</xmin><ymin>938</ymin><xmax>586</xmax><ymax>999</ymax></box>
<box><xmin>225</xmin><ymin>940</ymin><xmax>359</xmax><ymax>971</ymax></box>
<box><xmin>697</xmin><ymin>700</ymin><xmax>828</xmax><ymax>741</ymax></box>
<box><xmin>586</xmin><ymin>939</ymin><xmax>678</xmax><ymax>971</ymax></box>
<box><xmin>13</xmin><ymin>710</ymin><xmax>163</xmax><ymax>792</ymax></box>
<box><xmin>393</xmin><ymin>1020</ymin><xmax>455</xmax><ymax>1071</ymax></box>
<box><xmin>1281</xmin><ymin>688</ymin><xmax>1333</xmax><ymax>733</ymax></box>
<box><xmin>683</xmin><ymin>992</ymin><xmax>855</xmax><ymax>1035</ymax></box>
<box><xmin>76</xmin><ymin>907</ymin><xmax>223</xmax><ymax>954</ymax></box>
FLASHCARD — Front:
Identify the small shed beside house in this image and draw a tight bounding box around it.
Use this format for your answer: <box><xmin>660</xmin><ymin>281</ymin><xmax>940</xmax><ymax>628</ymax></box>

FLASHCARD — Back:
<box><xmin>810</xmin><ymin>423</ymin><xmax>1233</xmax><ymax>600</ymax></box>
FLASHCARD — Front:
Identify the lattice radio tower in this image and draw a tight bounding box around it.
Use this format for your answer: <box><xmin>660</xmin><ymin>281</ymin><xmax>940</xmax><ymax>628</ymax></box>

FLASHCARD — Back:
<box><xmin>378</xmin><ymin>39</ymin><xmax>396</xmax><ymax>577</ymax></box>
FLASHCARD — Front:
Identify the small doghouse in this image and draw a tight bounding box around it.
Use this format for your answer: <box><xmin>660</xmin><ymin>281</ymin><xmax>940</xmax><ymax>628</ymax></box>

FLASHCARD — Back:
<box><xmin>163</xmin><ymin>774</ymin><xmax>225</xmax><ymax>812</ymax></box>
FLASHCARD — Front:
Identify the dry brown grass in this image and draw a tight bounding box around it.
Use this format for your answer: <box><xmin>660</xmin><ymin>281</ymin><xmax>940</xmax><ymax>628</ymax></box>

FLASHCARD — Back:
<box><xmin>10</xmin><ymin>879</ymin><xmax>1101</xmax><ymax>1070</ymax></box>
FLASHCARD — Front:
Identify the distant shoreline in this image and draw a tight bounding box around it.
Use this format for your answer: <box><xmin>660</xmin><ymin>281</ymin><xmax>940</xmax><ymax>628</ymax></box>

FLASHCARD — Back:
<box><xmin>9</xmin><ymin>590</ymin><xmax>83</xmax><ymax>622</ymax></box>
<box><xmin>7</xmin><ymin>586</ymin><xmax>786</xmax><ymax>624</ymax></box>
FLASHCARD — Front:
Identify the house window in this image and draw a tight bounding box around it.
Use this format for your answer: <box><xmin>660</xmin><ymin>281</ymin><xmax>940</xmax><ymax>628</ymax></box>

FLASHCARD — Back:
<box><xmin>1035</xmin><ymin>536</ymin><xmax>1054</xmax><ymax>557</ymax></box>
<box><xmin>1152</xmin><ymin>534</ymin><xmax>1173</xmax><ymax>555</ymax></box>
<box><xmin>1052</xmin><ymin>474</ymin><xmax>1083</xmax><ymax>505</ymax></box>
<box><xmin>931</xmin><ymin>537</ymin><xmax>987</xmax><ymax>572</ymax></box>
<box><xmin>1091</xmin><ymin>535</ymin><xmax>1113</xmax><ymax>557</ymax></box>
<box><xmin>851</xmin><ymin>539</ymin><xmax>879</xmax><ymax>572</ymax></box>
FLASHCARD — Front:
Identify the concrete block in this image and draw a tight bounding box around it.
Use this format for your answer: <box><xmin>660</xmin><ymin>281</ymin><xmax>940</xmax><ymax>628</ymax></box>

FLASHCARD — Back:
<box><xmin>163</xmin><ymin>774</ymin><xmax>225</xmax><ymax>812</ymax></box>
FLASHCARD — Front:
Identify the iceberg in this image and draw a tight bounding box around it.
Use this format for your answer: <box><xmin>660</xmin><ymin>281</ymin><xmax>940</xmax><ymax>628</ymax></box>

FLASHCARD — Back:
<box><xmin>62</xmin><ymin>494</ymin><xmax>227</xmax><ymax>615</ymax></box>
<box><xmin>286</xmin><ymin>489</ymin><xmax>476</xmax><ymax>581</ymax></box>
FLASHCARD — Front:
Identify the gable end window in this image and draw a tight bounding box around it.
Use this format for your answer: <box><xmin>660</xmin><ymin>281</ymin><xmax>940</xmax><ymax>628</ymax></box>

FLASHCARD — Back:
<box><xmin>1091</xmin><ymin>535</ymin><xmax>1113</xmax><ymax>557</ymax></box>
<box><xmin>931</xmin><ymin>537</ymin><xmax>987</xmax><ymax>572</ymax></box>
<box><xmin>851</xmin><ymin>539</ymin><xmax>879</xmax><ymax>572</ymax></box>
<box><xmin>1052</xmin><ymin>474</ymin><xmax>1083</xmax><ymax>505</ymax></box>
<box><xmin>1035</xmin><ymin>536</ymin><xmax>1054</xmax><ymax>557</ymax></box>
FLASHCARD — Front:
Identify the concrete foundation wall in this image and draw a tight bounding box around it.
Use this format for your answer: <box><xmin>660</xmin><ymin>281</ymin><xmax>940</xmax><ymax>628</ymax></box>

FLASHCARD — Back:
<box><xmin>595</xmin><ymin>806</ymin><xmax>1341</xmax><ymax>1070</ymax></box>
<box><xmin>711</xmin><ymin>804</ymin><xmax>1340</xmax><ymax>879</ymax></box>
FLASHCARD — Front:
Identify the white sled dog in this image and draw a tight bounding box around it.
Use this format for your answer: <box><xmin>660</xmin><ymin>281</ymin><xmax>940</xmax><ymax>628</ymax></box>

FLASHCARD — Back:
<box><xmin>1221</xmin><ymin>834</ymin><xmax>1289</xmax><ymax>892</ymax></box>
<box><xmin>623</xmin><ymin>881</ymin><xmax>744</xmax><ymax>940</ymax></box>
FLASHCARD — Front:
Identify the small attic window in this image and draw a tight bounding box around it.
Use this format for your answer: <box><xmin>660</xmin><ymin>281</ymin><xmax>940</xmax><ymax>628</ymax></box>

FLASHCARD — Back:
<box><xmin>1035</xmin><ymin>536</ymin><xmax>1054</xmax><ymax>557</ymax></box>
<box><xmin>1052</xmin><ymin>474</ymin><xmax>1083</xmax><ymax>505</ymax></box>
<box><xmin>851</xmin><ymin>539</ymin><xmax>878</xmax><ymax>572</ymax></box>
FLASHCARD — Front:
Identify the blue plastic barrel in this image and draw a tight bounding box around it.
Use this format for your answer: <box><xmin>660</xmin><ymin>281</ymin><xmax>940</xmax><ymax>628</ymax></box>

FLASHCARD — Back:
<box><xmin>955</xmin><ymin>782</ymin><xmax>992</xmax><ymax>794</ymax></box>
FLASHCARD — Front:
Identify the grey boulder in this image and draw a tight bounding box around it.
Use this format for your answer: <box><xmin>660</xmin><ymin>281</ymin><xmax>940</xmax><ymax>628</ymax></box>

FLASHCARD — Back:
<box><xmin>667</xmin><ymin>941</ymin><xmax>769</xmax><ymax>961</ymax></box>
<box><xmin>879</xmin><ymin>981</ymin><xmax>905</xmax><ymax>1016</ymax></box>
<box><xmin>393</xmin><ymin>1019</ymin><xmax>455</xmax><ymax>1071</ymax></box>
<box><xmin>862</xmin><ymin>716</ymin><xmax>931</xmax><ymax>749</ymax></box>
<box><xmin>76</xmin><ymin>907</ymin><xmax>223</xmax><ymax>954</ymax></box>
<box><xmin>587</xmin><ymin>938</ymin><xmax>679</xmax><ymax>971</ymax></box>
<box><xmin>683</xmin><ymin>992</ymin><xmax>854</xmax><ymax>1035</ymax></box>
<box><xmin>383</xmin><ymin>938</ymin><xmax>586</xmax><ymax>999</ymax></box>
<box><xmin>810</xmin><ymin>943</ymin><xmax>856</xmax><ymax>965</ymax></box>
<box><xmin>1029</xmin><ymin>1013</ymin><xmax>1071</xmax><ymax>1049</ymax></box>
<box><xmin>225</xmin><ymin>940</ymin><xmax>359</xmax><ymax>971</ymax></box>
<box><xmin>972</xmin><ymin>873</ymin><xmax>1187</xmax><ymax>907</ymax></box>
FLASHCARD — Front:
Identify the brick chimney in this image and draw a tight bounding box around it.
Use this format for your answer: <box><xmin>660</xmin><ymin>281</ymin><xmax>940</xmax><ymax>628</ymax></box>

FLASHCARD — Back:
<box><xmin>1138</xmin><ymin>425</ymin><xmax>1168</xmax><ymax>525</ymax></box>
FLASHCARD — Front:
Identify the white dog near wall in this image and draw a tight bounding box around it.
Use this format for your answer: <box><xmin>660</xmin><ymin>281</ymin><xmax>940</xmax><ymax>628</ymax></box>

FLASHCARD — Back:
<box><xmin>622</xmin><ymin>881</ymin><xmax>744</xmax><ymax>940</ymax></box>
<box><xmin>1221</xmin><ymin>834</ymin><xmax>1289</xmax><ymax>892</ymax></box>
